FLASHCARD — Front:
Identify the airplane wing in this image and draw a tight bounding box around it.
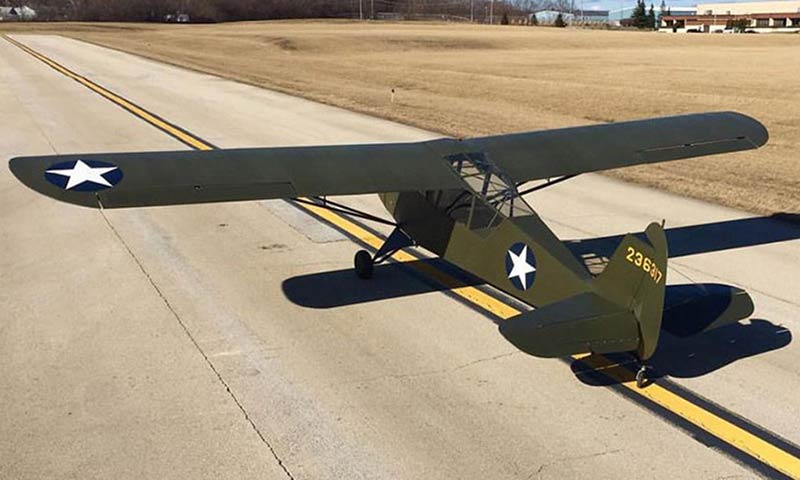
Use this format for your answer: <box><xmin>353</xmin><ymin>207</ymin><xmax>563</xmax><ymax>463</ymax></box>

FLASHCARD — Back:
<box><xmin>8</xmin><ymin>111</ymin><xmax>767</xmax><ymax>209</ymax></box>
<box><xmin>8</xmin><ymin>141</ymin><xmax>464</xmax><ymax>208</ymax></box>
<box><xmin>455</xmin><ymin>111</ymin><xmax>769</xmax><ymax>183</ymax></box>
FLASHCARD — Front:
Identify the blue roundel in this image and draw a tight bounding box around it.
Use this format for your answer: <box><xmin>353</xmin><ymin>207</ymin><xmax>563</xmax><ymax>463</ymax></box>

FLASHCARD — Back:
<box><xmin>505</xmin><ymin>242</ymin><xmax>537</xmax><ymax>291</ymax></box>
<box><xmin>44</xmin><ymin>159</ymin><xmax>123</xmax><ymax>192</ymax></box>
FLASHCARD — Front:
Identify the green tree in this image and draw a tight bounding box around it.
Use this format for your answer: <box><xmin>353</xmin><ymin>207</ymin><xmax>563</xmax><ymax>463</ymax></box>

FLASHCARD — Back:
<box><xmin>501</xmin><ymin>11</ymin><xmax>510</xmax><ymax>24</ymax></box>
<box><xmin>629</xmin><ymin>0</ymin><xmax>647</xmax><ymax>28</ymax></box>
<box><xmin>530</xmin><ymin>14</ymin><xmax>538</xmax><ymax>25</ymax></box>
<box><xmin>554</xmin><ymin>12</ymin><xmax>566</xmax><ymax>27</ymax></box>
<box><xmin>647</xmin><ymin>3</ymin><xmax>656</xmax><ymax>28</ymax></box>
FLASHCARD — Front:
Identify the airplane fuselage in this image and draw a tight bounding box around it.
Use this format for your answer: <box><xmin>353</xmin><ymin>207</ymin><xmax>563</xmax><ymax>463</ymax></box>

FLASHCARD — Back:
<box><xmin>379</xmin><ymin>191</ymin><xmax>593</xmax><ymax>308</ymax></box>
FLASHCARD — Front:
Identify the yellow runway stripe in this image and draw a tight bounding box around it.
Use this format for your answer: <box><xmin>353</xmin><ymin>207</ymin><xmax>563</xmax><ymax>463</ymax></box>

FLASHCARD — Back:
<box><xmin>6</xmin><ymin>34</ymin><xmax>799</xmax><ymax>479</ymax></box>
<box><xmin>5</xmin><ymin>36</ymin><xmax>212</xmax><ymax>152</ymax></box>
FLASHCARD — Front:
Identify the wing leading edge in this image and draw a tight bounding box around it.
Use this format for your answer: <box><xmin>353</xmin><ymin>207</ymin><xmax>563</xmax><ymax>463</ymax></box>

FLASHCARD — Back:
<box><xmin>8</xmin><ymin>111</ymin><xmax>767</xmax><ymax>209</ymax></box>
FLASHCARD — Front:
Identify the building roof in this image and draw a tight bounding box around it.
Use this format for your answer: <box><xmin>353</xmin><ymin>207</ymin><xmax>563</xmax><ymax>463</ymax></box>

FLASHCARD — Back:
<box><xmin>574</xmin><ymin>9</ymin><xmax>610</xmax><ymax>16</ymax></box>
<box><xmin>696</xmin><ymin>0</ymin><xmax>800</xmax><ymax>14</ymax></box>
<box><xmin>663</xmin><ymin>11</ymin><xmax>800</xmax><ymax>19</ymax></box>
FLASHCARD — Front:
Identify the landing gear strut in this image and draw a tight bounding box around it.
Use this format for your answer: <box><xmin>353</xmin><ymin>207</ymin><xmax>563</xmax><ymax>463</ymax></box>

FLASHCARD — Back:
<box><xmin>354</xmin><ymin>227</ymin><xmax>414</xmax><ymax>280</ymax></box>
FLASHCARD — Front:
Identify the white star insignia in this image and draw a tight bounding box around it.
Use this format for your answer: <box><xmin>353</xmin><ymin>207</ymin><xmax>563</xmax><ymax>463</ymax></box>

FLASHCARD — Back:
<box><xmin>46</xmin><ymin>160</ymin><xmax>118</xmax><ymax>190</ymax></box>
<box><xmin>507</xmin><ymin>245</ymin><xmax>536</xmax><ymax>290</ymax></box>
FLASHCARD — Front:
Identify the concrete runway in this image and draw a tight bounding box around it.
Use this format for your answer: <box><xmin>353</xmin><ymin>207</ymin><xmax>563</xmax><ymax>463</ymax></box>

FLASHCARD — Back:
<box><xmin>1</xmin><ymin>35</ymin><xmax>799</xmax><ymax>479</ymax></box>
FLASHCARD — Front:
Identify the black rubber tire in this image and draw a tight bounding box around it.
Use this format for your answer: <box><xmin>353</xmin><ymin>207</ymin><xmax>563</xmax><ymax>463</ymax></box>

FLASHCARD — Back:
<box><xmin>354</xmin><ymin>250</ymin><xmax>374</xmax><ymax>279</ymax></box>
<box><xmin>636</xmin><ymin>368</ymin><xmax>646</xmax><ymax>388</ymax></box>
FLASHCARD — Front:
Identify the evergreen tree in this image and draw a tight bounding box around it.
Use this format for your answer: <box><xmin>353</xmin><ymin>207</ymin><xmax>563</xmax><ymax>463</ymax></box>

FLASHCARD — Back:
<box><xmin>647</xmin><ymin>3</ymin><xmax>656</xmax><ymax>28</ymax></box>
<box><xmin>501</xmin><ymin>11</ymin><xmax>510</xmax><ymax>25</ymax></box>
<box><xmin>629</xmin><ymin>0</ymin><xmax>647</xmax><ymax>28</ymax></box>
<box><xmin>554</xmin><ymin>12</ymin><xmax>566</xmax><ymax>27</ymax></box>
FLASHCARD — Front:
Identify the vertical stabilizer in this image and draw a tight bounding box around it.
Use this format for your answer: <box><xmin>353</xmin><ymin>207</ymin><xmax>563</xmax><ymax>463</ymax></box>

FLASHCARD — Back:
<box><xmin>594</xmin><ymin>222</ymin><xmax>668</xmax><ymax>360</ymax></box>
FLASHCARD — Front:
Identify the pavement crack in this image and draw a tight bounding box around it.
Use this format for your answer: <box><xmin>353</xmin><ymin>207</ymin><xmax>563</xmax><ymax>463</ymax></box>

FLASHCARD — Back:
<box><xmin>451</xmin><ymin>351</ymin><xmax>520</xmax><ymax>371</ymax></box>
<box><xmin>529</xmin><ymin>448</ymin><xmax>622</xmax><ymax>479</ymax></box>
<box><xmin>99</xmin><ymin>210</ymin><xmax>295</xmax><ymax>480</ymax></box>
<box><xmin>339</xmin><ymin>350</ymin><xmax>520</xmax><ymax>386</ymax></box>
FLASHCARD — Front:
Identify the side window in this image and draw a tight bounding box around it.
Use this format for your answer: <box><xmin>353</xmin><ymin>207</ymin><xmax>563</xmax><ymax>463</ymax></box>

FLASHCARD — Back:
<box><xmin>469</xmin><ymin>203</ymin><xmax>503</xmax><ymax>230</ymax></box>
<box><xmin>440</xmin><ymin>151</ymin><xmax>534</xmax><ymax>230</ymax></box>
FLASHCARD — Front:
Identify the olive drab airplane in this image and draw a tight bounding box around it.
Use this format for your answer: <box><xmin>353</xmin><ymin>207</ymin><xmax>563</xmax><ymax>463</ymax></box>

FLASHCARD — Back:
<box><xmin>9</xmin><ymin>112</ymin><xmax>768</xmax><ymax>387</ymax></box>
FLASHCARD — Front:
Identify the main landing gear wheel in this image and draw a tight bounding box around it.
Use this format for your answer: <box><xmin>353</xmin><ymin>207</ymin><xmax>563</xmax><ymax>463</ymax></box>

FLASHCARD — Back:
<box><xmin>635</xmin><ymin>365</ymin><xmax>649</xmax><ymax>388</ymax></box>
<box><xmin>354</xmin><ymin>250</ymin><xmax>374</xmax><ymax>279</ymax></box>
<box><xmin>353</xmin><ymin>228</ymin><xmax>414</xmax><ymax>280</ymax></box>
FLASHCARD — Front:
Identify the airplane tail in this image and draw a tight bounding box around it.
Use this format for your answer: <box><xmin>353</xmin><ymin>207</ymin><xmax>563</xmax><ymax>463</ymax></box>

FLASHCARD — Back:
<box><xmin>499</xmin><ymin>222</ymin><xmax>668</xmax><ymax>361</ymax></box>
<box><xmin>593</xmin><ymin>222</ymin><xmax>668</xmax><ymax>360</ymax></box>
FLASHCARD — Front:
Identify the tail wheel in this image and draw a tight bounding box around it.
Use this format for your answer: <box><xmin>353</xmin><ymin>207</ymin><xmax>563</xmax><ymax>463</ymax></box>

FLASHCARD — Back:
<box><xmin>354</xmin><ymin>250</ymin><xmax>374</xmax><ymax>279</ymax></box>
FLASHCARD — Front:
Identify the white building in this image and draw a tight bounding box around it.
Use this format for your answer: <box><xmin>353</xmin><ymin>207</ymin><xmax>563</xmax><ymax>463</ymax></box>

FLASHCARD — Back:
<box><xmin>0</xmin><ymin>5</ymin><xmax>37</xmax><ymax>21</ymax></box>
<box><xmin>532</xmin><ymin>10</ymin><xmax>576</xmax><ymax>24</ymax></box>
<box><xmin>660</xmin><ymin>0</ymin><xmax>800</xmax><ymax>32</ymax></box>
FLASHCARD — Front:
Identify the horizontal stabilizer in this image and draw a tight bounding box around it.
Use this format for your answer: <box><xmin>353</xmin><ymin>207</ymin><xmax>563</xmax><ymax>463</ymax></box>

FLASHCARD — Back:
<box><xmin>499</xmin><ymin>292</ymin><xmax>641</xmax><ymax>358</ymax></box>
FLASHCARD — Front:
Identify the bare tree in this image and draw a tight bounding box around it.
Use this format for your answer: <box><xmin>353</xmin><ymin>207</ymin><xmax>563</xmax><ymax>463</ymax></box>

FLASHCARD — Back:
<box><xmin>25</xmin><ymin>0</ymin><xmax>546</xmax><ymax>22</ymax></box>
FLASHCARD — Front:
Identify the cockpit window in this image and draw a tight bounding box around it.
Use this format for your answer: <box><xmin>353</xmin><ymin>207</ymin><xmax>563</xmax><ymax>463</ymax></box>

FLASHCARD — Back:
<box><xmin>443</xmin><ymin>152</ymin><xmax>534</xmax><ymax>230</ymax></box>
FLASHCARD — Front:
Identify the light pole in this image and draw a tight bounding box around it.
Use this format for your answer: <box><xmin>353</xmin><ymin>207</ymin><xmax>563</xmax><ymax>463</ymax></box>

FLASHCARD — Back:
<box><xmin>359</xmin><ymin>0</ymin><xmax>363</xmax><ymax>20</ymax></box>
<box><xmin>490</xmin><ymin>0</ymin><xmax>494</xmax><ymax>24</ymax></box>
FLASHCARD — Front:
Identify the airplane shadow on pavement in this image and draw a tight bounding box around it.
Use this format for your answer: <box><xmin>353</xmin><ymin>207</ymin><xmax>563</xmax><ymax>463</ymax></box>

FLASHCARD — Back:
<box><xmin>565</xmin><ymin>213</ymin><xmax>800</xmax><ymax>261</ymax></box>
<box><xmin>282</xmin><ymin>258</ymin><xmax>482</xmax><ymax>309</ymax></box>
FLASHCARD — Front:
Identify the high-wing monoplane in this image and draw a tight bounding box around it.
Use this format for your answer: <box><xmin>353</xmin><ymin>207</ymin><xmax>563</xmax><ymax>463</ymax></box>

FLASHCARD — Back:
<box><xmin>9</xmin><ymin>112</ymin><xmax>768</xmax><ymax>386</ymax></box>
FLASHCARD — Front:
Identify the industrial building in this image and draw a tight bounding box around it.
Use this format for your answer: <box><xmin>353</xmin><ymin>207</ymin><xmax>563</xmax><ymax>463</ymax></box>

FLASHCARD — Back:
<box><xmin>531</xmin><ymin>9</ymin><xmax>609</xmax><ymax>25</ymax></box>
<box><xmin>660</xmin><ymin>0</ymin><xmax>800</xmax><ymax>32</ymax></box>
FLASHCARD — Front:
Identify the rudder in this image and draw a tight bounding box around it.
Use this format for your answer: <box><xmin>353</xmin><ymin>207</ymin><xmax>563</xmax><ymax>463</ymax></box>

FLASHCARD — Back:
<box><xmin>594</xmin><ymin>222</ymin><xmax>668</xmax><ymax>360</ymax></box>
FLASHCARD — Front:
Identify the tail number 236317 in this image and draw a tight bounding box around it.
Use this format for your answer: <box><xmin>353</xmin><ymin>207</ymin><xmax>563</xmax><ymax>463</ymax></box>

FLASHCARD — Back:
<box><xmin>625</xmin><ymin>247</ymin><xmax>663</xmax><ymax>284</ymax></box>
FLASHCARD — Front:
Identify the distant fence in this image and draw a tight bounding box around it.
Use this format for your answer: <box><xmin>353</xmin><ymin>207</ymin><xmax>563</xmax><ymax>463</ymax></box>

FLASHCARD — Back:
<box><xmin>376</xmin><ymin>12</ymin><xmax>472</xmax><ymax>22</ymax></box>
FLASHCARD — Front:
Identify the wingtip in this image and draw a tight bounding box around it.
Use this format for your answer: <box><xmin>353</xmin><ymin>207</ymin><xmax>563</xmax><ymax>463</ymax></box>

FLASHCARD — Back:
<box><xmin>722</xmin><ymin>111</ymin><xmax>769</xmax><ymax>148</ymax></box>
<box><xmin>8</xmin><ymin>156</ymin><xmax>33</xmax><ymax>189</ymax></box>
<box><xmin>7</xmin><ymin>154</ymin><xmax>103</xmax><ymax>209</ymax></box>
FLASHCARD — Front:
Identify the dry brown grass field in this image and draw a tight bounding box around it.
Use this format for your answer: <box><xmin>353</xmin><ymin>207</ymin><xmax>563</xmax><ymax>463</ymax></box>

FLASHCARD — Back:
<box><xmin>3</xmin><ymin>21</ymin><xmax>798</xmax><ymax>214</ymax></box>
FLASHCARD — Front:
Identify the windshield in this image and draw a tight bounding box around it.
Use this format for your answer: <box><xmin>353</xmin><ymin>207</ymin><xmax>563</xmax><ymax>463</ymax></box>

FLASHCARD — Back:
<box><xmin>444</xmin><ymin>152</ymin><xmax>534</xmax><ymax>230</ymax></box>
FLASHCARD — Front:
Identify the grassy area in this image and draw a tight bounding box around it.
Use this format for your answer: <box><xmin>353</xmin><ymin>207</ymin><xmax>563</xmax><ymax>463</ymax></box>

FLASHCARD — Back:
<box><xmin>4</xmin><ymin>21</ymin><xmax>799</xmax><ymax>214</ymax></box>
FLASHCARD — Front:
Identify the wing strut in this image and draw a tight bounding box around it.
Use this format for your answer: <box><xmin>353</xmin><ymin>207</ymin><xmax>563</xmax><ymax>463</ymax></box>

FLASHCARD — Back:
<box><xmin>516</xmin><ymin>174</ymin><xmax>578</xmax><ymax>196</ymax></box>
<box><xmin>291</xmin><ymin>197</ymin><xmax>399</xmax><ymax>227</ymax></box>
